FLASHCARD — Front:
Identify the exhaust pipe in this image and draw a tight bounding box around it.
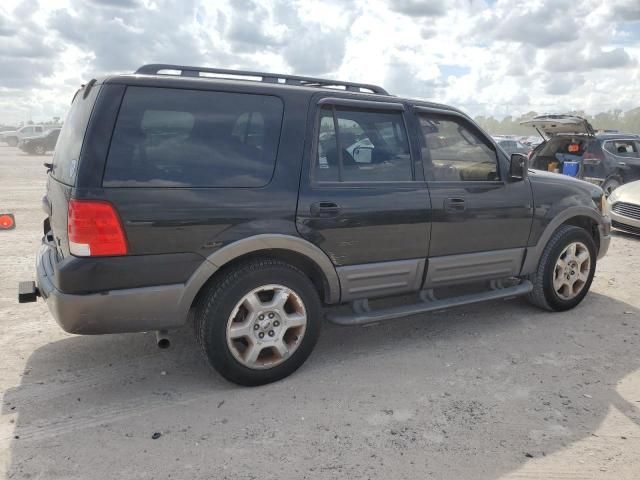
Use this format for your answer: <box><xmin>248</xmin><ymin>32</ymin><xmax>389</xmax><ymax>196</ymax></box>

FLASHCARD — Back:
<box><xmin>155</xmin><ymin>330</ymin><xmax>171</xmax><ymax>349</ymax></box>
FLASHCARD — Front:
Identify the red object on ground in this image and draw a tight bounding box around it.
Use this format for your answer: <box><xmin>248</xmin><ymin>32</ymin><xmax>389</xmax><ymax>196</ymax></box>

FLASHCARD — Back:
<box><xmin>0</xmin><ymin>214</ymin><xmax>15</xmax><ymax>230</ymax></box>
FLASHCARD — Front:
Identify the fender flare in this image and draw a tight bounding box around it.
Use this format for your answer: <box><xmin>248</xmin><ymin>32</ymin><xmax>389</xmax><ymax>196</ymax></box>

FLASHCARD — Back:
<box><xmin>521</xmin><ymin>206</ymin><xmax>603</xmax><ymax>275</ymax></box>
<box><xmin>176</xmin><ymin>234</ymin><xmax>341</xmax><ymax>317</ymax></box>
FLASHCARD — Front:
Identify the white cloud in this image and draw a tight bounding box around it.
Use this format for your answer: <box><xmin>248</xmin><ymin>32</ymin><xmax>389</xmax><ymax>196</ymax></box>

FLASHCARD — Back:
<box><xmin>0</xmin><ymin>0</ymin><xmax>639</xmax><ymax>124</ymax></box>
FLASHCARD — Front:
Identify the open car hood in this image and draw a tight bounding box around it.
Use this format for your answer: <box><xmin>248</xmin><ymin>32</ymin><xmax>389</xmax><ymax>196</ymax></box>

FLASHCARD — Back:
<box><xmin>520</xmin><ymin>114</ymin><xmax>595</xmax><ymax>137</ymax></box>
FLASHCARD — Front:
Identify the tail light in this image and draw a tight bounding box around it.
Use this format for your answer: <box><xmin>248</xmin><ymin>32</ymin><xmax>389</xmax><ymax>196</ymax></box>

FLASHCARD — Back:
<box><xmin>68</xmin><ymin>199</ymin><xmax>127</xmax><ymax>256</ymax></box>
<box><xmin>583</xmin><ymin>151</ymin><xmax>604</xmax><ymax>165</ymax></box>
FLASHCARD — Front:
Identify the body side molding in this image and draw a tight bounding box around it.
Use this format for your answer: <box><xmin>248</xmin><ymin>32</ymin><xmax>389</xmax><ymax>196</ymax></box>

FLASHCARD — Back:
<box><xmin>424</xmin><ymin>248</ymin><xmax>525</xmax><ymax>288</ymax></box>
<box><xmin>337</xmin><ymin>259</ymin><xmax>425</xmax><ymax>302</ymax></box>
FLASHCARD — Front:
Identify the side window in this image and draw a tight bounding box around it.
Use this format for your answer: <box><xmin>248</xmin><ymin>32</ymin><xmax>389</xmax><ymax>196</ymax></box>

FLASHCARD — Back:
<box><xmin>604</xmin><ymin>140</ymin><xmax>639</xmax><ymax>157</ymax></box>
<box><xmin>232</xmin><ymin>112</ymin><xmax>265</xmax><ymax>149</ymax></box>
<box><xmin>418</xmin><ymin>114</ymin><xmax>499</xmax><ymax>182</ymax></box>
<box><xmin>316</xmin><ymin>107</ymin><xmax>340</xmax><ymax>182</ymax></box>
<box><xmin>313</xmin><ymin>105</ymin><xmax>412</xmax><ymax>183</ymax></box>
<box><xmin>103</xmin><ymin>87</ymin><xmax>284</xmax><ymax>188</ymax></box>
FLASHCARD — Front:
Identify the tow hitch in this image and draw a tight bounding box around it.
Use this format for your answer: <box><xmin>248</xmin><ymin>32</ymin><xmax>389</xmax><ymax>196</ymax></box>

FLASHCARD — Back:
<box><xmin>18</xmin><ymin>281</ymin><xmax>40</xmax><ymax>303</ymax></box>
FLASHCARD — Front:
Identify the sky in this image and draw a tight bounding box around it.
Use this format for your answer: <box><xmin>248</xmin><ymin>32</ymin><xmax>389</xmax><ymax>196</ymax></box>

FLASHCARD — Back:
<box><xmin>1</xmin><ymin>0</ymin><xmax>639</xmax><ymax>125</ymax></box>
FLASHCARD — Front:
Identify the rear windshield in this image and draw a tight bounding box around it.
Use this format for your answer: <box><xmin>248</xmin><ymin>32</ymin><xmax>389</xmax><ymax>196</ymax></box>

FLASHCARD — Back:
<box><xmin>103</xmin><ymin>87</ymin><xmax>284</xmax><ymax>188</ymax></box>
<box><xmin>51</xmin><ymin>84</ymin><xmax>101</xmax><ymax>185</ymax></box>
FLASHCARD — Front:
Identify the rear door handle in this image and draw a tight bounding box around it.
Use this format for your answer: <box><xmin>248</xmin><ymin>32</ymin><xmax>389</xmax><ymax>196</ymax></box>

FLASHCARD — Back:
<box><xmin>310</xmin><ymin>201</ymin><xmax>341</xmax><ymax>217</ymax></box>
<box><xmin>444</xmin><ymin>197</ymin><xmax>465</xmax><ymax>213</ymax></box>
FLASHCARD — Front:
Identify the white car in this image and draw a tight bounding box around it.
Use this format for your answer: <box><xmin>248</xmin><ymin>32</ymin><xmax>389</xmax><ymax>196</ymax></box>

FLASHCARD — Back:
<box><xmin>0</xmin><ymin>125</ymin><xmax>48</xmax><ymax>147</ymax></box>
<box><xmin>608</xmin><ymin>180</ymin><xmax>640</xmax><ymax>235</ymax></box>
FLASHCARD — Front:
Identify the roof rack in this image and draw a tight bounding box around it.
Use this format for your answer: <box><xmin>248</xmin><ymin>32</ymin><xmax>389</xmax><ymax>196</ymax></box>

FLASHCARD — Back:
<box><xmin>134</xmin><ymin>64</ymin><xmax>389</xmax><ymax>95</ymax></box>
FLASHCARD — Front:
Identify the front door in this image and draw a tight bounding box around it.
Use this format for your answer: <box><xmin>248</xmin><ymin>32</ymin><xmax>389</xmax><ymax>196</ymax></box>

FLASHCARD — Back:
<box><xmin>296</xmin><ymin>98</ymin><xmax>431</xmax><ymax>301</ymax></box>
<box><xmin>413</xmin><ymin>107</ymin><xmax>534</xmax><ymax>287</ymax></box>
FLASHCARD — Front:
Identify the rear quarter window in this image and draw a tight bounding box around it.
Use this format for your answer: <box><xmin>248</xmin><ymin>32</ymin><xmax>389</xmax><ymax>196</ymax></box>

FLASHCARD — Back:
<box><xmin>103</xmin><ymin>87</ymin><xmax>284</xmax><ymax>188</ymax></box>
<box><xmin>52</xmin><ymin>84</ymin><xmax>101</xmax><ymax>185</ymax></box>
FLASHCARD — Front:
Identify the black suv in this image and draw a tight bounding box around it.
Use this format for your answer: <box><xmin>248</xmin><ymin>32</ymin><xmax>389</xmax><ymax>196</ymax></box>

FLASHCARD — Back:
<box><xmin>522</xmin><ymin>114</ymin><xmax>640</xmax><ymax>195</ymax></box>
<box><xmin>19</xmin><ymin>65</ymin><xmax>611</xmax><ymax>386</ymax></box>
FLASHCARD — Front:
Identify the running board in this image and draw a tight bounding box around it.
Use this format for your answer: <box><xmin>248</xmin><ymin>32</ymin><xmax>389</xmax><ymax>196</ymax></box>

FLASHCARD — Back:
<box><xmin>326</xmin><ymin>280</ymin><xmax>533</xmax><ymax>326</ymax></box>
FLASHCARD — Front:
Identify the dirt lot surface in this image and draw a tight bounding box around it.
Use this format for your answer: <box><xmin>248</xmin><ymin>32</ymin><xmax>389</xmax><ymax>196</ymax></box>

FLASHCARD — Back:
<box><xmin>1</xmin><ymin>145</ymin><xmax>640</xmax><ymax>479</ymax></box>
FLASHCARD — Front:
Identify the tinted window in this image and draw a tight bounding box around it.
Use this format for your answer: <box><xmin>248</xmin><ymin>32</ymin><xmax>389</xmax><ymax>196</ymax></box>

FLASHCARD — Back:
<box><xmin>419</xmin><ymin>114</ymin><xmax>499</xmax><ymax>181</ymax></box>
<box><xmin>103</xmin><ymin>87</ymin><xmax>284</xmax><ymax>188</ymax></box>
<box><xmin>52</xmin><ymin>84</ymin><xmax>101</xmax><ymax>185</ymax></box>
<box><xmin>314</xmin><ymin>105</ymin><xmax>412</xmax><ymax>182</ymax></box>
<box><xmin>604</xmin><ymin>140</ymin><xmax>639</xmax><ymax>157</ymax></box>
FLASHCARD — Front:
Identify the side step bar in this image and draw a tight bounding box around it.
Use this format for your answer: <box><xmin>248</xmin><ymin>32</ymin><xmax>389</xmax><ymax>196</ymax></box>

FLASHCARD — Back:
<box><xmin>326</xmin><ymin>280</ymin><xmax>533</xmax><ymax>326</ymax></box>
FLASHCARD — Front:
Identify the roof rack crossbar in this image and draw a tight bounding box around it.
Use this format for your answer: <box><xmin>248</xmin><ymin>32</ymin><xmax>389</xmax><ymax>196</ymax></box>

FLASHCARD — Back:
<box><xmin>135</xmin><ymin>64</ymin><xmax>389</xmax><ymax>95</ymax></box>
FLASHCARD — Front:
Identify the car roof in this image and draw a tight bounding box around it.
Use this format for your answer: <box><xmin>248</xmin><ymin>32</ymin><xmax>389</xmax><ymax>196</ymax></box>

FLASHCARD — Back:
<box><xmin>595</xmin><ymin>133</ymin><xmax>640</xmax><ymax>140</ymax></box>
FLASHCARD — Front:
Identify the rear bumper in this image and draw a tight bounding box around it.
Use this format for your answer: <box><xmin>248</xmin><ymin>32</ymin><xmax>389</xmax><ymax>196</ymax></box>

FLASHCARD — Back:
<box><xmin>36</xmin><ymin>244</ymin><xmax>188</xmax><ymax>334</ymax></box>
<box><xmin>583</xmin><ymin>176</ymin><xmax>604</xmax><ymax>186</ymax></box>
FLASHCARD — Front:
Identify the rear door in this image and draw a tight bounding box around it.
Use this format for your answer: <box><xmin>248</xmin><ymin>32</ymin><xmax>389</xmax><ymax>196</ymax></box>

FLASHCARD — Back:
<box><xmin>602</xmin><ymin>138</ymin><xmax>640</xmax><ymax>182</ymax></box>
<box><xmin>296</xmin><ymin>97</ymin><xmax>431</xmax><ymax>301</ymax></box>
<box><xmin>414</xmin><ymin>107</ymin><xmax>533</xmax><ymax>287</ymax></box>
<box><xmin>520</xmin><ymin>115</ymin><xmax>594</xmax><ymax>137</ymax></box>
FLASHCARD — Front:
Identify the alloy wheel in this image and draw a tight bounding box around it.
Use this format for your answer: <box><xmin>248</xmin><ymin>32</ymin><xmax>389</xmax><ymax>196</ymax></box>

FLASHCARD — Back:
<box><xmin>553</xmin><ymin>242</ymin><xmax>591</xmax><ymax>300</ymax></box>
<box><xmin>226</xmin><ymin>284</ymin><xmax>307</xmax><ymax>369</ymax></box>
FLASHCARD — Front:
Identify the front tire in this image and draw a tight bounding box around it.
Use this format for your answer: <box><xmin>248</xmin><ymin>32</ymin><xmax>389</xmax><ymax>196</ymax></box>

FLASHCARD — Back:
<box><xmin>527</xmin><ymin>225</ymin><xmax>597</xmax><ymax>311</ymax></box>
<box><xmin>196</xmin><ymin>258</ymin><xmax>322</xmax><ymax>386</ymax></box>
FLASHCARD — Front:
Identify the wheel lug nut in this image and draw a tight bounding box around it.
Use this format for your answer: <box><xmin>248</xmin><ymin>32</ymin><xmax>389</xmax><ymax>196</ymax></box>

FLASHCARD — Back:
<box><xmin>258</xmin><ymin>314</ymin><xmax>264</xmax><ymax>320</ymax></box>
<box><xmin>253</xmin><ymin>324</ymin><xmax>260</xmax><ymax>330</ymax></box>
<box><xmin>268</xmin><ymin>330</ymin><xmax>275</xmax><ymax>337</ymax></box>
<box><xmin>273</xmin><ymin>320</ymin><xmax>280</xmax><ymax>327</ymax></box>
<box><xmin>258</xmin><ymin>332</ymin><xmax>265</xmax><ymax>339</ymax></box>
<box><xmin>268</xmin><ymin>313</ymin><xmax>274</xmax><ymax>319</ymax></box>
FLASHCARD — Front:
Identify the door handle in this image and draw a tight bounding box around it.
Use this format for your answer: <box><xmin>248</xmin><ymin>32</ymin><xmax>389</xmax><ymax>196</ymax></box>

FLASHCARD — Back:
<box><xmin>310</xmin><ymin>201</ymin><xmax>341</xmax><ymax>217</ymax></box>
<box><xmin>444</xmin><ymin>197</ymin><xmax>465</xmax><ymax>213</ymax></box>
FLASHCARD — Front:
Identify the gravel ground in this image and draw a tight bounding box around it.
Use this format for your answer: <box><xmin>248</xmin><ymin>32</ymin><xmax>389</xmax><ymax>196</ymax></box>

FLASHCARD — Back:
<box><xmin>1</xmin><ymin>145</ymin><xmax>640</xmax><ymax>479</ymax></box>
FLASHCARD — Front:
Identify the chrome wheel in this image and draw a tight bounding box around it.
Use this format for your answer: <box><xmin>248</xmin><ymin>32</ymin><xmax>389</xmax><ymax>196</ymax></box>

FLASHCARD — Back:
<box><xmin>34</xmin><ymin>145</ymin><xmax>45</xmax><ymax>155</ymax></box>
<box><xmin>553</xmin><ymin>242</ymin><xmax>591</xmax><ymax>300</ymax></box>
<box><xmin>226</xmin><ymin>284</ymin><xmax>307</xmax><ymax>370</ymax></box>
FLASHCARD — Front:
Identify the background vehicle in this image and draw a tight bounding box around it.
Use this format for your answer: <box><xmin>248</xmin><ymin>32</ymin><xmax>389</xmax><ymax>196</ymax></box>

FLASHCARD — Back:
<box><xmin>608</xmin><ymin>180</ymin><xmax>640</xmax><ymax>235</ymax></box>
<box><xmin>522</xmin><ymin>114</ymin><xmax>640</xmax><ymax>195</ymax></box>
<box><xmin>0</xmin><ymin>125</ymin><xmax>47</xmax><ymax>147</ymax></box>
<box><xmin>18</xmin><ymin>128</ymin><xmax>61</xmax><ymax>155</ymax></box>
<box><xmin>19</xmin><ymin>65</ymin><xmax>611</xmax><ymax>386</ymax></box>
<box><xmin>493</xmin><ymin>137</ymin><xmax>531</xmax><ymax>156</ymax></box>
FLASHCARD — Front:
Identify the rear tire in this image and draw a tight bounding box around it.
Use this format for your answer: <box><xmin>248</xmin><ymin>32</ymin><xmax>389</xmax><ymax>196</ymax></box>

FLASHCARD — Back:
<box><xmin>7</xmin><ymin>137</ymin><xmax>18</xmax><ymax>147</ymax></box>
<box><xmin>527</xmin><ymin>225</ymin><xmax>597</xmax><ymax>311</ymax></box>
<box><xmin>601</xmin><ymin>175</ymin><xmax>622</xmax><ymax>197</ymax></box>
<box><xmin>196</xmin><ymin>258</ymin><xmax>322</xmax><ymax>386</ymax></box>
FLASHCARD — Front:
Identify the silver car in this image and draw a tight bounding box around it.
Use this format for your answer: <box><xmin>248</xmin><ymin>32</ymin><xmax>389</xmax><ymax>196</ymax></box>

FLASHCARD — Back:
<box><xmin>608</xmin><ymin>180</ymin><xmax>640</xmax><ymax>235</ymax></box>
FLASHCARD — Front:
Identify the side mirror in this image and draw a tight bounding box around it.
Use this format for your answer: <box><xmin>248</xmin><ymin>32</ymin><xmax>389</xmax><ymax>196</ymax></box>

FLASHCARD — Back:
<box><xmin>509</xmin><ymin>153</ymin><xmax>528</xmax><ymax>181</ymax></box>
